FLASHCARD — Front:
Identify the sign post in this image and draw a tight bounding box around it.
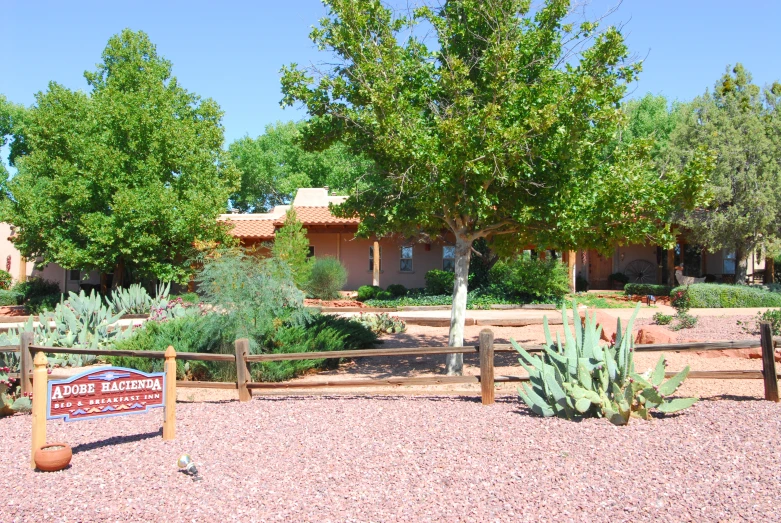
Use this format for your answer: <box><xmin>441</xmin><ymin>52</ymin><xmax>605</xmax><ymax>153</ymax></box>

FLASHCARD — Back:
<box><xmin>31</xmin><ymin>347</ymin><xmax>176</xmax><ymax>468</ymax></box>
<box><xmin>30</xmin><ymin>351</ymin><xmax>47</xmax><ymax>469</ymax></box>
<box><xmin>163</xmin><ymin>345</ymin><xmax>176</xmax><ymax>440</ymax></box>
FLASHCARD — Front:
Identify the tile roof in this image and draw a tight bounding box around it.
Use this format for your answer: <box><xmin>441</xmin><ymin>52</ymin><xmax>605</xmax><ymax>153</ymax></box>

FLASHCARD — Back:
<box><xmin>224</xmin><ymin>219</ymin><xmax>275</xmax><ymax>239</ymax></box>
<box><xmin>273</xmin><ymin>207</ymin><xmax>359</xmax><ymax>226</ymax></box>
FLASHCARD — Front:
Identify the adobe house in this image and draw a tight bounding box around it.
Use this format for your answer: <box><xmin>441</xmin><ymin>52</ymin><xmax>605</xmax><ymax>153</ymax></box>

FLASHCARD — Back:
<box><xmin>220</xmin><ymin>188</ymin><xmax>459</xmax><ymax>290</ymax></box>
<box><xmin>222</xmin><ymin>188</ymin><xmax>771</xmax><ymax>292</ymax></box>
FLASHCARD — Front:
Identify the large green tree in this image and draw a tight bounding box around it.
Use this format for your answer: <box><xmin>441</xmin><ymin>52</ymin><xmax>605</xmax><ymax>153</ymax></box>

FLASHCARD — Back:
<box><xmin>228</xmin><ymin>121</ymin><xmax>372</xmax><ymax>212</ymax></box>
<box><xmin>0</xmin><ymin>95</ymin><xmax>28</xmax><ymax>195</ymax></box>
<box><xmin>2</xmin><ymin>30</ymin><xmax>239</xmax><ymax>286</ymax></box>
<box><xmin>668</xmin><ymin>64</ymin><xmax>781</xmax><ymax>284</ymax></box>
<box><xmin>282</xmin><ymin>0</ymin><xmax>707</xmax><ymax>374</ymax></box>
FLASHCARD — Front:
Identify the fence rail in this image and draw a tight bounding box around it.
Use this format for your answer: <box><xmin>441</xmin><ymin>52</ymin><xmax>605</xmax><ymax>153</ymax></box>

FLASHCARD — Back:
<box><xmin>2</xmin><ymin>326</ymin><xmax>780</xmax><ymax>403</ymax></box>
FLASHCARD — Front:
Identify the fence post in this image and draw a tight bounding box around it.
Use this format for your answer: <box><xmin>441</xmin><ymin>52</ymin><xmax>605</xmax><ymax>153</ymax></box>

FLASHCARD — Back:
<box><xmin>30</xmin><ymin>350</ymin><xmax>47</xmax><ymax>469</ymax></box>
<box><xmin>760</xmin><ymin>322</ymin><xmax>779</xmax><ymax>402</ymax></box>
<box><xmin>20</xmin><ymin>331</ymin><xmax>33</xmax><ymax>396</ymax></box>
<box><xmin>235</xmin><ymin>338</ymin><xmax>252</xmax><ymax>402</ymax></box>
<box><xmin>479</xmin><ymin>329</ymin><xmax>495</xmax><ymax>405</ymax></box>
<box><xmin>162</xmin><ymin>346</ymin><xmax>176</xmax><ymax>440</ymax></box>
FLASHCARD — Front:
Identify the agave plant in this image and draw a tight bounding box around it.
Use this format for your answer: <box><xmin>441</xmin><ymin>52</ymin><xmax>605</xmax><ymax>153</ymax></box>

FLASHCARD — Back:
<box><xmin>0</xmin><ymin>290</ymin><xmax>136</xmax><ymax>367</ymax></box>
<box><xmin>108</xmin><ymin>283</ymin><xmax>153</xmax><ymax>314</ymax></box>
<box><xmin>513</xmin><ymin>301</ymin><xmax>697</xmax><ymax>425</ymax></box>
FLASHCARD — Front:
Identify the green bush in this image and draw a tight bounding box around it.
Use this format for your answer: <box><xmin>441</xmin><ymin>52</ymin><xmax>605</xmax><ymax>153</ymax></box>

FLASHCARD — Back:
<box><xmin>255</xmin><ymin>315</ymin><xmax>378</xmax><ymax>382</ymax></box>
<box><xmin>653</xmin><ymin>312</ymin><xmax>673</xmax><ymax>325</ymax></box>
<box><xmin>109</xmin><ymin>315</ymin><xmax>234</xmax><ymax>380</ymax></box>
<box><xmin>363</xmin><ymin>288</ymin><xmax>537</xmax><ymax>309</ymax></box>
<box><xmin>305</xmin><ymin>257</ymin><xmax>347</xmax><ymax>300</ymax></box>
<box><xmin>671</xmin><ymin>312</ymin><xmax>698</xmax><ymax>331</ymax></box>
<box><xmin>672</xmin><ymin>283</ymin><xmax>781</xmax><ymax>308</ymax></box>
<box><xmin>171</xmin><ymin>292</ymin><xmax>200</xmax><ymax>304</ymax></box>
<box><xmin>25</xmin><ymin>293</ymin><xmax>63</xmax><ymax>314</ymax></box>
<box><xmin>487</xmin><ymin>255</ymin><xmax>569</xmax><ymax>302</ymax></box>
<box><xmin>356</xmin><ymin>285</ymin><xmax>381</xmax><ymax>301</ymax></box>
<box><xmin>375</xmin><ymin>290</ymin><xmax>393</xmax><ymax>300</ymax></box>
<box><xmin>624</xmin><ymin>284</ymin><xmax>672</xmax><ymax>296</ymax></box>
<box><xmin>13</xmin><ymin>277</ymin><xmax>61</xmax><ymax>300</ymax></box>
<box><xmin>0</xmin><ymin>290</ymin><xmax>22</xmax><ymax>306</ymax></box>
<box><xmin>385</xmin><ymin>284</ymin><xmax>407</xmax><ymax>298</ymax></box>
<box><xmin>0</xmin><ymin>270</ymin><xmax>12</xmax><ymax>290</ymax></box>
<box><xmin>425</xmin><ymin>269</ymin><xmax>455</xmax><ymax>295</ymax></box>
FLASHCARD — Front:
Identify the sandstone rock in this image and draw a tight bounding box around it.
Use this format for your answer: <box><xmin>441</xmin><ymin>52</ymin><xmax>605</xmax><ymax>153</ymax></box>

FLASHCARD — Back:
<box><xmin>635</xmin><ymin>325</ymin><xmax>676</xmax><ymax>345</ymax></box>
<box><xmin>581</xmin><ymin>310</ymin><xmax>619</xmax><ymax>343</ymax></box>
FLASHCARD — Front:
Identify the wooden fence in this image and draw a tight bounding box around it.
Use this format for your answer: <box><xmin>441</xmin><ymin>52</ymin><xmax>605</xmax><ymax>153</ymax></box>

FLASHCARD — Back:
<box><xmin>1</xmin><ymin>323</ymin><xmax>780</xmax><ymax>405</ymax></box>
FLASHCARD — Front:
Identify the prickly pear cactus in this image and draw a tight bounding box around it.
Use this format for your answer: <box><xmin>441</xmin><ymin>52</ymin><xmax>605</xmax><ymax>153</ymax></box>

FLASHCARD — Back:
<box><xmin>513</xmin><ymin>300</ymin><xmax>697</xmax><ymax>425</ymax></box>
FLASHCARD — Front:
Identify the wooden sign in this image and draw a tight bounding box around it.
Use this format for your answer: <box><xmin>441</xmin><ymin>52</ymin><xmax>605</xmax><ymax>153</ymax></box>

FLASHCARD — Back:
<box><xmin>47</xmin><ymin>367</ymin><xmax>166</xmax><ymax>422</ymax></box>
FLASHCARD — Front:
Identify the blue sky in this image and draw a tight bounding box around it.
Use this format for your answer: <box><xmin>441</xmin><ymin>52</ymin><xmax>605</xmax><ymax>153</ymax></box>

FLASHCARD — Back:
<box><xmin>2</xmin><ymin>0</ymin><xmax>779</xmax><ymax>147</ymax></box>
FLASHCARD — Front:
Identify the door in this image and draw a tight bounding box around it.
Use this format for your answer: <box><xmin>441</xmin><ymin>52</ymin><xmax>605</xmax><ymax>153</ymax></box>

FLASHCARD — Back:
<box><xmin>588</xmin><ymin>250</ymin><xmax>613</xmax><ymax>290</ymax></box>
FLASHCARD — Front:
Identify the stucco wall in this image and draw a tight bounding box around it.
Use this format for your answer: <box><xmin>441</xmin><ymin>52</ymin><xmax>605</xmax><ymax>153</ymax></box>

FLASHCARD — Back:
<box><xmin>311</xmin><ymin>232</ymin><xmax>455</xmax><ymax>290</ymax></box>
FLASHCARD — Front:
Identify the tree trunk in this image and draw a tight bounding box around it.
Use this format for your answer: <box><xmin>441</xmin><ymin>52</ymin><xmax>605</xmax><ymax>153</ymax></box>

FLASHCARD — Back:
<box><xmin>766</xmin><ymin>257</ymin><xmax>775</xmax><ymax>284</ymax></box>
<box><xmin>100</xmin><ymin>272</ymin><xmax>108</xmax><ymax>295</ymax></box>
<box><xmin>112</xmin><ymin>258</ymin><xmax>125</xmax><ymax>290</ymax></box>
<box><xmin>735</xmin><ymin>246</ymin><xmax>748</xmax><ymax>285</ymax></box>
<box><xmin>446</xmin><ymin>235</ymin><xmax>472</xmax><ymax>376</ymax></box>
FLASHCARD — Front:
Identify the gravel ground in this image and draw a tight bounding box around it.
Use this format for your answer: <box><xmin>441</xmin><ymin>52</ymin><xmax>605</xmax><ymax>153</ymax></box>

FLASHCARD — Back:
<box><xmin>633</xmin><ymin>314</ymin><xmax>758</xmax><ymax>342</ymax></box>
<box><xmin>3</xmin><ymin>397</ymin><xmax>781</xmax><ymax>522</ymax></box>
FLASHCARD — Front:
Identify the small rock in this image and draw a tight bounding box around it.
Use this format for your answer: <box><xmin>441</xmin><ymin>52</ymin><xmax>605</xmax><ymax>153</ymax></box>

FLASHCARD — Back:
<box><xmin>635</xmin><ymin>325</ymin><xmax>676</xmax><ymax>344</ymax></box>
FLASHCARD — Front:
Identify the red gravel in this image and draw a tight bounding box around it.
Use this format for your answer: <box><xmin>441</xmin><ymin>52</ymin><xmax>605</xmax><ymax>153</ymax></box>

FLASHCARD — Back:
<box><xmin>3</xmin><ymin>397</ymin><xmax>781</xmax><ymax>522</ymax></box>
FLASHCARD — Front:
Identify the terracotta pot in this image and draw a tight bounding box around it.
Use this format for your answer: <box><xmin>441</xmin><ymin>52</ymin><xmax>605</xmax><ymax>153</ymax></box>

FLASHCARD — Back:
<box><xmin>34</xmin><ymin>443</ymin><xmax>72</xmax><ymax>472</ymax></box>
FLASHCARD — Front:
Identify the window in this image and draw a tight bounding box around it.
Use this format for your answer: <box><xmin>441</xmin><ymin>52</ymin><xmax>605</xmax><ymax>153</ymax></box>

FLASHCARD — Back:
<box><xmin>400</xmin><ymin>246</ymin><xmax>413</xmax><ymax>272</ymax></box>
<box><xmin>723</xmin><ymin>251</ymin><xmax>736</xmax><ymax>275</ymax></box>
<box><xmin>443</xmin><ymin>246</ymin><xmax>455</xmax><ymax>272</ymax></box>
<box><xmin>69</xmin><ymin>270</ymin><xmax>80</xmax><ymax>281</ymax></box>
<box><xmin>369</xmin><ymin>246</ymin><xmax>382</xmax><ymax>271</ymax></box>
<box><xmin>307</xmin><ymin>246</ymin><xmax>315</xmax><ymax>258</ymax></box>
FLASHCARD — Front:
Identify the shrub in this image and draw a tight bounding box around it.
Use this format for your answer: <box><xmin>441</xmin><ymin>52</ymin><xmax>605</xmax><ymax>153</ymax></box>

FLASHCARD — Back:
<box><xmin>305</xmin><ymin>257</ymin><xmax>347</xmax><ymax>300</ymax></box>
<box><xmin>672</xmin><ymin>283</ymin><xmax>781</xmax><ymax>308</ymax></box>
<box><xmin>256</xmin><ymin>315</ymin><xmax>378</xmax><ymax>382</ymax></box>
<box><xmin>0</xmin><ymin>270</ymin><xmax>12</xmax><ymax>290</ymax></box>
<box><xmin>195</xmin><ymin>246</ymin><xmax>309</xmax><ymax>341</ymax></box>
<box><xmin>670</xmin><ymin>287</ymin><xmax>691</xmax><ymax>314</ymax></box>
<box><xmin>671</xmin><ymin>312</ymin><xmax>698</xmax><ymax>331</ymax></box>
<box><xmin>738</xmin><ymin>308</ymin><xmax>781</xmax><ymax>336</ymax></box>
<box><xmin>608</xmin><ymin>272</ymin><xmax>629</xmax><ymax>285</ymax></box>
<box><xmin>374</xmin><ymin>290</ymin><xmax>393</xmax><ymax>300</ymax></box>
<box><xmin>353</xmin><ymin>313</ymin><xmax>406</xmax><ymax>334</ymax></box>
<box><xmin>653</xmin><ymin>312</ymin><xmax>673</xmax><ymax>325</ymax></box>
<box><xmin>25</xmin><ymin>293</ymin><xmax>62</xmax><ymax>314</ymax></box>
<box><xmin>425</xmin><ymin>269</ymin><xmax>454</xmax><ymax>295</ymax></box>
<box><xmin>176</xmin><ymin>292</ymin><xmax>200</xmax><ymax>304</ymax></box>
<box><xmin>109</xmin><ymin>315</ymin><xmax>230</xmax><ymax>379</ymax></box>
<box><xmin>356</xmin><ymin>285</ymin><xmax>381</xmax><ymax>301</ymax></box>
<box><xmin>487</xmin><ymin>255</ymin><xmax>569</xmax><ymax>302</ymax></box>
<box><xmin>624</xmin><ymin>284</ymin><xmax>672</xmax><ymax>297</ymax></box>
<box><xmin>13</xmin><ymin>277</ymin><xmax>61</xmax><ymax>302</ymax></box>
<box><xmin>0</xmin><ymin>290</ymin><xmax>22</xmax><ymax>307</ymax></box>
<box><xmin>513</xmin><ymin>302</ymin><xmax>697</xmax><ymax>424</ymax></box>
<box><xmin>385</xmin><ymin>284</ymin><xmax>407</xmax><ymax>298</ymax></box>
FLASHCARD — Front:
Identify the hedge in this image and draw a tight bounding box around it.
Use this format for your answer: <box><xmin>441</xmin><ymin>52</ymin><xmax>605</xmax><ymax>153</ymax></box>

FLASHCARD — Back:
<box><xmin>671</xmin><ymin>283</ymin><xmax>781</xmax><ymax>308</ymax></box>
<box><xmin>624</xmin><ymin>284</ymin><xmax>672</xmax><ymax>297</ymax></box>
